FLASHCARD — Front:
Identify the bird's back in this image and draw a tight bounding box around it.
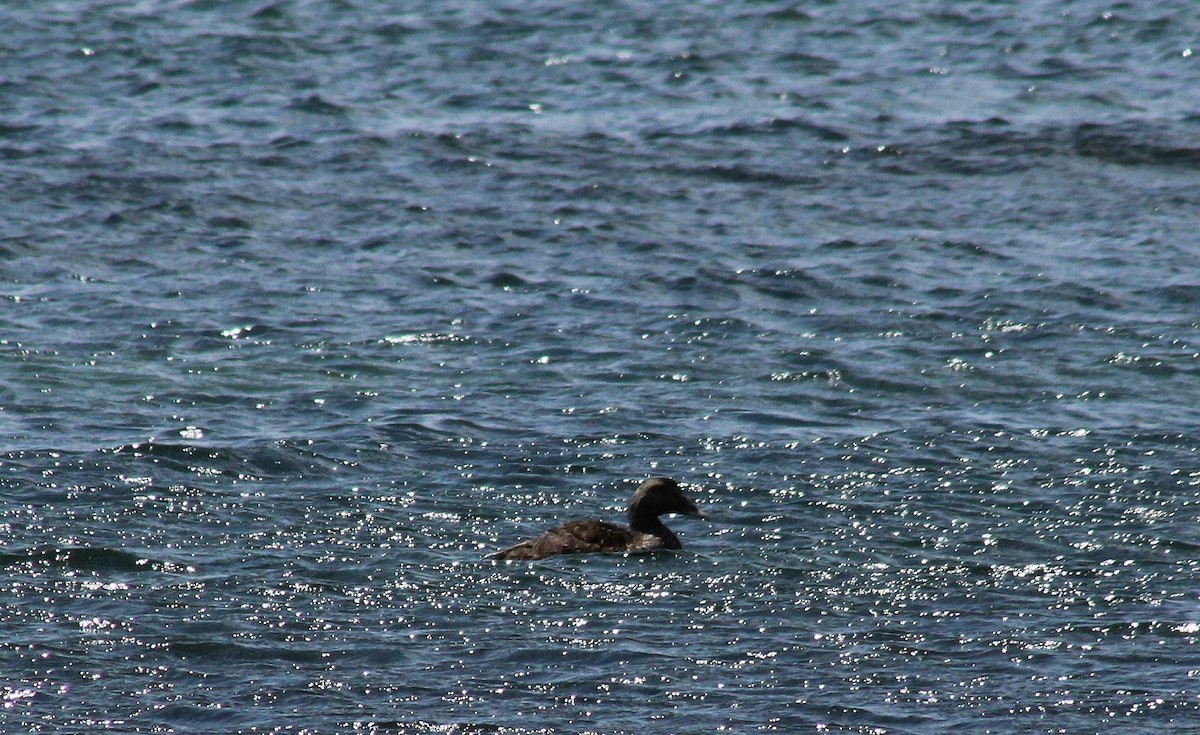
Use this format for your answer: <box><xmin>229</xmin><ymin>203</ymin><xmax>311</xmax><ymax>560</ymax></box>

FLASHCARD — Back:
<box><xmin>491</xmin><ymin>519</ymin><xmax>641</xmax><ymax>560</ymax></box>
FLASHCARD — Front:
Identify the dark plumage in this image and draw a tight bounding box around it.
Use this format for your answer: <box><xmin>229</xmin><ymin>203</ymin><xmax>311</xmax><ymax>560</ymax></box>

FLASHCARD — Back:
<box><xmin>489</xmin><ymin>477</ymin><xmax>708</xmax><ymax>561</ymax></box>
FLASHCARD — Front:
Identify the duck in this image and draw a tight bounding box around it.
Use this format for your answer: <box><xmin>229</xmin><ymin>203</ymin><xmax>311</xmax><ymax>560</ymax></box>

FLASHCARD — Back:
<box><xmin>489</xmin><ymin>477</ymin><xmax>708</xmax><ymax>560</ymax></box>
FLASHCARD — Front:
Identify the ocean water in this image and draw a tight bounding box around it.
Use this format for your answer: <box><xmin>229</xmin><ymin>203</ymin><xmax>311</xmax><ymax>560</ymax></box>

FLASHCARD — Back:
<box><xmin>3</xmin><ymin>0</ymin><xmax>1200</xmax><ymax>732</ymax></box>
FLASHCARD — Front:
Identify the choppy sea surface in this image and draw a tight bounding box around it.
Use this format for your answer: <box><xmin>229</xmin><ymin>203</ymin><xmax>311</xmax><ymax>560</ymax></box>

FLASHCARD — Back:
<box><xmin>4</xmin><ymin>1</ymin><xmax>1200</xmax><ymax>733</ymax></box>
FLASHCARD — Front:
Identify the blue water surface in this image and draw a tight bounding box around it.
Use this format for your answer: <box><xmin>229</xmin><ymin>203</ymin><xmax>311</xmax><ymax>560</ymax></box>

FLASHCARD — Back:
<box><xmin>3</xmin><ymin>1</ymin><xmax>1200</xmax><ymax>733</ymax></box>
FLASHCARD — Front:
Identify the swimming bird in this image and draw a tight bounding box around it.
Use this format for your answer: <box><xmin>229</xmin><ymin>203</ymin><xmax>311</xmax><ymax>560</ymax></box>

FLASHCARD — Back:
<box><xmin>489</xmin><ymin>477</ymin><xmax>709</xmax><ymax>560</ymax></box>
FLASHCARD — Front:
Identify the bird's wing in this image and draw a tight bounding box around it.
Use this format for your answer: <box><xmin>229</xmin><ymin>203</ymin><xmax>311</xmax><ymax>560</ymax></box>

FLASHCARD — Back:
<box><xmin>549</xmin><ymin>520</ymin><xmax>637</xmax><ymax>553</ymax></box>
<box><xmin>491</xmin><ymin>519</ymin><xmax>637</xmax><ymax>560</ymax></box>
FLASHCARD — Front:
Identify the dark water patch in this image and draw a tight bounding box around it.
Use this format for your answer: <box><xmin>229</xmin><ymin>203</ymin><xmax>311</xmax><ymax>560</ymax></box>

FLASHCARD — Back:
<box><xmin>1033</xmin><ymin>281</ymin><xmax>1124</xmax><ymax>312</ymax></box>
<box><xmin>486</xmin><ymin>271</ymin><xmax>531</xmax><ymax>291</ymax></box>
<box><xmin>708</xmin><ymin>117</ymin><xmax>850</xmax><ymax>142</ymax></box>
<box><xmin>868</xmin><ymin>123</ymin><xmax>1051</xmax><ymax>175</ymax></box>
<box><xmin>0</xmin><ymin>121</ymin><xmax>40</xmax><ymax>138</ymax></box>
<box><xmin>167</xmin><ymin>638</ymin><xmax>327</xmax><ymax>664</ymax></box>
<box><xmin>733</xmin><ymin>267</ymin><xmax>846</xmax><ymax>302</ymax></box>
<box><xmin>349</xmin><ymin>720</ymin><xmax>534</xmax><ymax>735</ymax></box>
<box><xmin>249</xmin><ymin>1</ymin><xmax>289</xmax><ymax>22</ymax></box>
<box><xmin>373</xmin><ymin>411</ymin><xmax>514</xmax><ymax>445</ymax></box>
<box><xmin>638</xmin><ymin>267</ymin><xmax>742</xmax><ymax>304</ymax></box>
<box><xmin>1073</xmin><ymin>122</ymin><xmax>1200</xmax><ymax>168</ymax></box>
<box><xmin>934</xmin><ymin>238</ymin><xmax>1009</xmax><ymax>260</ymax></box>
<box><xmin>0</xmin><ymin>546</ymin><xmax>193</xmax><ymax>575</ymax></box>
<box><xmin>1151</xmin><ymin>284</ymin><xmax>1200</xmax><ymax>306</ymax></box>
<box><xmin>774</xmin><ymin>49</ymin><xmax>837</xmax><ymax>73</ymax></box>
<box><xmin>268</xmin><ymin>134</ymin><xmax>312</xmax><ymax>151</ymax></box>
<box><xmin>206</xmin><ymin>214</ymin><xmax>253</xmax><ymax>229</ymax></box>
<box><xmin>862</xmin><ymin>118</ymin><xmax>1200</xmax><ymax>178</ymax></box>
<box><xmin>108</xmin><ymin>441</ymin><xmax>322</xmax><ymax>480</ymax></box>
<box><xmin>819</xmin><ymin>238</ymin><xmax>873</xmax><ymax>251</ymax></box>
<box><xmin>653</xmin><ymin>161</ymin><xmax>821</xmax><ymax>188</ymax></box>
